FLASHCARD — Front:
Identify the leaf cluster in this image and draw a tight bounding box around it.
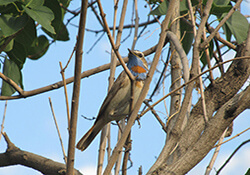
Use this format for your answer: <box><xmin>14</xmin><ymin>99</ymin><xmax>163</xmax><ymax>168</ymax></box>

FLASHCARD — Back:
<box><xmin>149</xmin><ymin>0</ymin><xmax>249</xmax><ymax>65</ymax></box>
<box><xmin>0</xmin><ymin>0</ymin><xmax>71</xmax><ymax>96</ymax></box>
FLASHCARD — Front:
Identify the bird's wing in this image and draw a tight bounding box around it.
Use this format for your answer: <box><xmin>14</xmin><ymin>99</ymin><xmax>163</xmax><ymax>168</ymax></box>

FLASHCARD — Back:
<box><xmin>94</xmin><ymin>71</ymin><xmax>130</xmax><ymax>122</ymax></box>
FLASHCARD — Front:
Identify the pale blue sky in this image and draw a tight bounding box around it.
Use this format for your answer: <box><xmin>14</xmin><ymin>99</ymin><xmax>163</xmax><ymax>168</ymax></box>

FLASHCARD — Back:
<box><xmin>0</xmin><ymin>1</ymin><xmax>249</xmax><ymax>175</ymax></box>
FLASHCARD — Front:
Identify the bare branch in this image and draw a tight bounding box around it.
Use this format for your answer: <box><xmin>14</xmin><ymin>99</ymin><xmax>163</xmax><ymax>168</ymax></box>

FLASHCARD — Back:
<box><xmin>86</xmin><ymin>17</ymin><xmax>161</xmax><ymax>34</ymax></box>
<box><xmin>150</xmin><ymin>83</ymin><xmax>250</xmax><ymax>174</ymax></box>
<box><xmin>141</xmin><ymin>56</ymin><xmax>250</xmax><ymax>118</ymax></box>
<box><xmin>49</xmin><ymin>97</ymin><xmax>67</xmax><ymax>164</ymax></box>
<box><xmin>59</xmin><ymin>62</ymin><xmax>71</xmax><ymax>130</ymax></box>
<box><xmin>144</xmin><ymin>101</ymin><xmax>167</xmax><ymax>133</ymax></box>
<box><xmin>216</xmin><ymin>139</ymin><xmax>250</xmax><ymax>175</ymax></box>
<box><xmin>0</xmin><ymin>101</ymin><xmax>7</xmax><ymax>142</ymax></box>
<box><xmin>66</xmin><ymin>0</ymin><xmax>88</xmax><ymax>174</ymax></box>
<box><xmin>0</xmin><ymin>132</ymin><xmax>82</xmax><ymax>175</ymax></box>
<box><xmin>166</xmin><ymin>31</ymin><xmax>189</xmax><ymax>83</ymax></box>
<box><xmin>97</xmin><ymin>0</ymin><xmax>135</xmax><ymax>81</ymax></box>
<box><xmin>214</xmin><ymin>127</ymin><xmax>250</xmax><ymax>148</ymax></box>
<box><xmin>131</xmin><ymin>0</ymin><xmax>139</xmax><ymax>50</ymax></box>
<box><xmin>0</xmin><ymin>72</ymin><xmax>24</xmax><ymax>96</ymax></box>
<box><xmin>205</xmin><ymin>128</ymin><xmax>228</xmax><ymax>175</ymax></box>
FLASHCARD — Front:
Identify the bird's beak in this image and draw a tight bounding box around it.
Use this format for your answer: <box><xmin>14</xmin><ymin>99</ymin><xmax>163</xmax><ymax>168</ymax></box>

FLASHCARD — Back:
<box><xmin>127</xmin><ymin>48</ymin><xmax>132</xmax><ymax>54</ymax></box>
<box><xmin>128</xmin><ymin>48</ymin><xmax>136</xmax><ymax>57</ymax></box>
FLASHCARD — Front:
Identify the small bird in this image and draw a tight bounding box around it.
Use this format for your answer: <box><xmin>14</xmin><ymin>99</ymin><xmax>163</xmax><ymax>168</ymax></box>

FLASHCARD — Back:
<box><xmin>76</xmin><ymin>49</ymin><xmax>148</xmax><ymax>151</ymax></box>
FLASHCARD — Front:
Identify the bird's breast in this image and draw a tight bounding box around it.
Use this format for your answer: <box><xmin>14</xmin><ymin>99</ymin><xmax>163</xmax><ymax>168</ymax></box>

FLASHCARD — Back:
<box><xmin>131</xmin><ymin>65</ymin><xmax>147</xmax><ymax>73</ymax></box>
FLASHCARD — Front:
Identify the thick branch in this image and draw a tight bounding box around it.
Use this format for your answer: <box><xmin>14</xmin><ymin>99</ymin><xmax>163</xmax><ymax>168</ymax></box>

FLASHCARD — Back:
<box><xmin>0</xmin><ymin>133</ymin><xmax>82</xmax><ymax>175</ymax></box>
<box><xmin>149</xmin><ymin>44</ymin><xmax>250</xmax><ymax>174</ymax></box>
<box><xmin>156</xmin><ymin>84</ymin><xmax>250</xmax><ymax>174</ymax></box>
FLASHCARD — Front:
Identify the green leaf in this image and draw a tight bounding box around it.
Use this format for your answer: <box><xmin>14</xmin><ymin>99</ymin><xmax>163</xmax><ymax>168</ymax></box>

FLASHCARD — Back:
<box><xmin>180</xmin><ymin>20</ymin><xmax>194</xmax><ymax>54</ymax></box>
<box><xmin>223</xmin><ymin>11</ymin><xmax>249</xmax><ymax>44</ymax></box>
<box><xmin>0</xmin><ymin>0</ymin><xmax>16</xmax><ymax>5</ymax></box>
<box><xmin>1</xmin><ymin>57</ymin><xmax>23</xmax><ymax>96</ymax></box>
<box><xmin>6</xmin><ymin>41</ymin><xmax>27</xmax><ymax>69</ymax></box>
<box><xmin>23</xmin><ymin>0</ymin><xmax>44</xmax><ymax>8</ymax></box>
<box><xmin>245</xmin><ymin>168</ymin><xmax>250</xmax><ymax>175</ymax></box>
<box><xmin>59</xmin><ymin>0</ymin><xmax>71</xmax><ymax>7</ymax></box>
<box><xmin>43</xmin><ymin>0</ymin><xmax>69</xmax><ymax>41</ymax></box>
<box><xmin>222</xmin><ymin>22</ymin><xmax>232</xmax><ymax>42</ymax></box>
<box><xmin>0</xmin><ymin>2</ymin><xmax>20</xmax><ymax>15</ymax></box>
<box><xmin>3</xmin><ymin>38</ymin><xmax>14</xmax><ymax>52</ymax></box>
<box><xmin>213</xmin><ymin>0</ymin><xmax>230</xmax><ymax>5</ymax></box>
<box><xmin>22</xmin><ymin>5</ymin><xmax>55</xmax><ymax>34</ymax></box>
<box><xmin>43</xmin><ymin>21</ymin><xmax>69</xmax><ymax>41</ymax></box>
<box><xmin>0</xmin><ymin>14</ymin><xmax>28</xmax><ymax>37</ymax></box>
<box><xmin>15</xmin><ymin>18</ymin><xmax>37</xmax><ymax>48</ymax></box>
<box><xmin>149</xmin><ymin>0</ymin><xmax>168</xmax><ymax>16</ymax></box>
<box><xmin>27</xmin><ymin>35</ymin><xmax>49</xmax><ymax>60</ymax></box>
<box><xmin>211</xmin><ymin>3</ymin><xmax>232</xmax><ymax>15</ymax></box>
<box><xmin>149</xmin><ymin>0</ymin><xmax>199</xmax><ymax>15</ymax></box>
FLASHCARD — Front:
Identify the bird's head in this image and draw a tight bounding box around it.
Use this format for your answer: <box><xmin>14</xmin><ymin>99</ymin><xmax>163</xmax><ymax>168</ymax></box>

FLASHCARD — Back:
<box><xmin>127</xmin><ymin>49</ymin><xmax>148</xmax><ymax>80</ymax></box>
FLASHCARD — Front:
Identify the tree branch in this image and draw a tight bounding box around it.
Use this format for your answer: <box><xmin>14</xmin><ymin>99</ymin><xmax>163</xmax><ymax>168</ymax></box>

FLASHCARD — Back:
<box><xmin>0</xmin><ymin>72</ymin><xmax>24</xmax><ymax>96</ymax></box>
<box><xmin>149</xmin><ymin>43</ymin><xmax>250</xmax><ymax>174</ymax></box>
<box><xmin>0</xmin><ymin>132</ymin><xmax>82</xmax><ymax>175</ymax></box>
<box><xmin>66</xmin><ymin>0</ymin><xmax>88</xmax><ymax>174</ymax></box>
<box><xmin>157</xmin><ymin>84</ymin><xmax>250</xmax><ymax>174</ymax></box>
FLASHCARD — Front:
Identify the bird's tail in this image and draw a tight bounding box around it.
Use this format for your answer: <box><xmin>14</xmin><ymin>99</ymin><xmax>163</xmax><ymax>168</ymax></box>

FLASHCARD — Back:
<box><xmin>76</xmin><ymin>122</ymin><xmax>103</xmax><ymax>151</ymax></box>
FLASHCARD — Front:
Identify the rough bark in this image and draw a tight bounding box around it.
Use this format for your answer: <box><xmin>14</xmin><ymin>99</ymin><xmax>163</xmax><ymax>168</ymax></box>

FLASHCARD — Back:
<box><xmin>148</xmin><ymin>44</ymin><xmax>250</xmax><ymax>174</ymax></box>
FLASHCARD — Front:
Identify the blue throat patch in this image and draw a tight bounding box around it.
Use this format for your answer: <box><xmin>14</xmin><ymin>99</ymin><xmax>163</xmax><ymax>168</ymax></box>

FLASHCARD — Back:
<box><xmin>127</xmin><ymin>54</ymin><xmax>147</xmax><ymax>80</ymax></box>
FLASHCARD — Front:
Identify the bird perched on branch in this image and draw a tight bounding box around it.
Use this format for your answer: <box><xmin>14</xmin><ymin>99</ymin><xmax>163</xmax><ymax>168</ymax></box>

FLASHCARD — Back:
<box><xmin>76</xmin><ymin>49</ymin><xmax>148</xmax><ymax>151</ymax></box>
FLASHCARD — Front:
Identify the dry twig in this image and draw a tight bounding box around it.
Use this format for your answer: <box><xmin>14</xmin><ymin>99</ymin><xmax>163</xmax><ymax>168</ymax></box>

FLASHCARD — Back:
<box><xmin>49</xmin><ymin>97</ymin><xmax>67</xmax><ymax>164</ymax></box>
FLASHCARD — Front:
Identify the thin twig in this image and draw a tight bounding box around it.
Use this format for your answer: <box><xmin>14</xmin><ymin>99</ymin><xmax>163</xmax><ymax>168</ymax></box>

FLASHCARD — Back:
<box><xmin>205</xmin><ymin>128</ymin><xmax>227</xmax><ymax>175</ymax></box>
<box><xmin>86</xmin><ymin>17</ymin><xmax>161</xmax><ymax>34</ymax></box>
<box><xmin>140</xmin><ymin>56</ymin><xmax>250</xmax><ymax>118</ymax></box>
<box><xmin>97</xmin><ymin>0</ymin><xmax>135</xmax><ymax>81</ymax></box>
<box><xmin>48</xmin><ymin>97</ymin><xmax>67</xmax><ymax>164</ymax></box>
<box><xmin>59</xmin><ymin>62</ymin><xmax>71</xmax><ymax>130</ymax></box>
<box><xmin>131</xmin><ymin>0</ymin><xmax>139</xmax><ymax>50</ymax></box>
<box><xmin>198</xmin><ymin>62</ymin><xmax>208</xmax><ymax>123</ymax></box>
<box><xmin>89</xmin><ymin>3</ymin><xmax>104</xmax><ymax>28</ymax></box>
<box><xmin>187</xmin><ymin>0</ymin><xmax>196</xmax><ymax>37</ymax></box>
<box><xmin>97</xmin><ymin>0</ymin><xmax>120</xmax><ymax>173</ymax></box>
<box><xmin>86</xmin><ymin>32</ymin><xmax>105</xmax><ymax>54</ymax></box>
<box><xmin>206</xmin><ymin>24</ymin><xmax>236</xmax><ymax>50</ymax></box>
<box><xmin>0</xmin><ymin>71</ymin><xmax>24</xmax><ymax>96</ymax></box>
<box><xmin>62</xmin><ymin>43</ymin><xmax>77</xmax><ymax>71</ymax></box>
<box><xmin>214</xmin><ymin>127</ymin><xmax>250</xmax><ymax>148</ymax></box>
<box><xmin>216</xmin><ymin>139</ymin><xmax>250</xmax><ymax>175</ymax></box>
<box><xmin>114</xmin><ymin>119</ymin><xmax>125</xmax><ymax>175</ymax></box>
<box><xmin>144</xmin><ymin>101</ymin><xmax>167</xmax><ymax>133</ymax></box>
<box><xmin>113</xmin><ymin>0</ymin><xmax>129</xmax><ymax>173</ymax></box>
<box><xmin>0</xmin><ymin>101</ymin><xmax>7</xmax><ymax>142</ymax></box>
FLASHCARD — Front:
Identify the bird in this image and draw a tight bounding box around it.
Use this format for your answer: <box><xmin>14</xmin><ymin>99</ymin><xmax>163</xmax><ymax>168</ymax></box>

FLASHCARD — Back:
<box><xmin>76</xmin><ymin>49</ymin><xmax>148</xmax><ymax>151</ymax></box>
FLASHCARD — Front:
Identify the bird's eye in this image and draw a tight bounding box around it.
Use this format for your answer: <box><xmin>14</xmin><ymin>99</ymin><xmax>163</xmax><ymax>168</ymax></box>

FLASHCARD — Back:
<box><xmin>138</xmin><ymin>53</ymin><xmax>143</xmax><ymax>57</ymax></box>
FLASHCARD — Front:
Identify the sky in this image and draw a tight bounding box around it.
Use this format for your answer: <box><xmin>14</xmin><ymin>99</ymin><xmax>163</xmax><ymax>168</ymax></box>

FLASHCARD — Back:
<box><xmin>0</xmin><ymin>1</ymin><xmax>250</xmax><ymax>175</ymax></box>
